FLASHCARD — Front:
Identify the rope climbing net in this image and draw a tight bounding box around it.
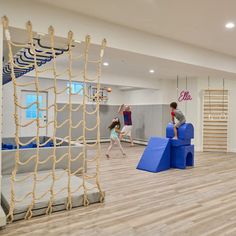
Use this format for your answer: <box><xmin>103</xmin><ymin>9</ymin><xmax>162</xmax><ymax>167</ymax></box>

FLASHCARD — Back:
<box><xmin>2</xmin><ymin>16</ymin><xmax>106</xmax><ymax>222</ymax></box>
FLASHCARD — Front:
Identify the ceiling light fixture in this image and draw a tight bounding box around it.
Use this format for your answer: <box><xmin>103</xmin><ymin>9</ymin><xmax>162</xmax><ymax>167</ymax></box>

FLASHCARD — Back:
<box><xmin>225</xmin><ymin>22</ymin><xmax>235</xmax><ymax>29</ymax></box>
<box><xmin>103</xmin><ymin>62</ymin><xmax>109</xmax><ymax>66</ymax></box>
<box><xmin>149</xmin><ymin>69</ymin><xmax>155</xmax><ymax>74</ymax></box>
<box><xmin>74</xmin><ymin>39</ymin><xmax>81</xmax><ymax>43</ymax></box>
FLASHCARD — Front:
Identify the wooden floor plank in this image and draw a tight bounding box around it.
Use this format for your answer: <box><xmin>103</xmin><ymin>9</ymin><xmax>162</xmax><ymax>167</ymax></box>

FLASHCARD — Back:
<box><xmin>1</xmin><ymin>143</ymin><xmax>236</xmax><ymax>236</ymax></box>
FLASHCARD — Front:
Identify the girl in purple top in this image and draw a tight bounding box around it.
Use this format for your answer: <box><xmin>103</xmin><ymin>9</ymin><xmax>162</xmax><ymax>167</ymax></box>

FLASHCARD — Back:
<box><xmin>118</xmin><ymin>104</ymin><xmax>134</xmax><ymax>146</ymax></box>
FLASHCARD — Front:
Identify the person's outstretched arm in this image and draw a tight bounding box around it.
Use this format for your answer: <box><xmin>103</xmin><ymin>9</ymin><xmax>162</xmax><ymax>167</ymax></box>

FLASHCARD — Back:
<box><xmin>115</xmin><ymin>126</ymin><xmax>121</xmax><ymax>134</ymax></box>
<box><xmin>118</xmin><ymin>104</ymin><xmax>124</xmax><ymax>114</ymax></box>
<box><xmin>171</xmin><ymin>111</ymin><xmax>175</xmax><ymax>124</ymax></box>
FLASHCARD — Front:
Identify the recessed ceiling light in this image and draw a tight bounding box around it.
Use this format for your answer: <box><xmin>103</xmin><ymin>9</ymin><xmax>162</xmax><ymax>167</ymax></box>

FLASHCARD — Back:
<box><xmin>149</xmin><ymin>69</ymin><xmax>155</xmax><ymax>74</ymax></box>
<box><xmin>225</xmin><ymin>22</ymin><xmax>235</xmax><ymax>29</ymax></box>
<box><xmin>103</xmin><ymin>62</ymin><xmax>109</xmax><ymax>66</ymax></box>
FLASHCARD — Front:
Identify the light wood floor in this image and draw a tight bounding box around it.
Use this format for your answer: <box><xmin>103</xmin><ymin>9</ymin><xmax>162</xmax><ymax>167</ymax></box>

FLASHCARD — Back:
<box><xmin>2</xmin><ymin>143</ymin><xmax>236</xmax><ymax>236</ymax></box>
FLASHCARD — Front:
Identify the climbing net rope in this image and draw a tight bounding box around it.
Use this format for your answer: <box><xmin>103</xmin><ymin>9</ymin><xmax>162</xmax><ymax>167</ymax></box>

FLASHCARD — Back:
<box><xmin>2</xmin><ymin>16</ymin><xmax>106</xmax><ymax>222</ymax></box>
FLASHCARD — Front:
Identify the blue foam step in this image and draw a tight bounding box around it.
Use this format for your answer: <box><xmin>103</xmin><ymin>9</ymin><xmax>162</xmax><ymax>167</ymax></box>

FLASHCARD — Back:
<box><xmin>166</xmin><ymin>124</ymin><xmax>175</xmax><ymax>138</ymax></box>
<box><xmin>4</xmin><ymin>143</ymin><xmax>14</xmax><ymax>149</ymax></box>
<box><xmin>171</xmin><ymin>145</ymin><xmax>194</xmax><ymax>169</ymax></box>
<box><xmin>170</xmin><ymin>139</ymin><xmax>191</xmax><ymax>147</ymax></box>
<box><xmin>166</xmin><ymin>123</ymin><xmax>194</xmax><ymax>140</ymax></box>
<box><xmin>137</xmin><ymin>137</ymin><xmax>171</xmax><ymax>173</ymax></box>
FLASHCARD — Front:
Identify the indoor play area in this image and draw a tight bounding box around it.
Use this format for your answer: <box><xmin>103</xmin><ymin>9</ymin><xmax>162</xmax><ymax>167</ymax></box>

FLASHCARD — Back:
<box><xmin>1</xmin><ymin>1</ymin><xmax>236</xmax><ymax>236</ymax></box>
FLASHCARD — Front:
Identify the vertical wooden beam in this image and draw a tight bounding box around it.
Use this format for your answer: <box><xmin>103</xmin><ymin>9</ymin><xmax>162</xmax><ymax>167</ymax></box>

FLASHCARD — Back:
<box><xmin>0</xmin><ymin>23</ymin><xmax>2</xmax><ymax>197</ymax></box>
<box><xmin>0</xmin><ymin>22</ymin><xmax>7</xmax><ymax>227</ymax></box>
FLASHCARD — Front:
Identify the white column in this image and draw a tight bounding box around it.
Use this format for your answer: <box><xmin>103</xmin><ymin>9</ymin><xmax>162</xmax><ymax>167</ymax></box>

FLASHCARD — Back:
<box><xmin>0</xmin><ymin>23</ymin><xmax>7</xmax><ymax>227</ymax></box>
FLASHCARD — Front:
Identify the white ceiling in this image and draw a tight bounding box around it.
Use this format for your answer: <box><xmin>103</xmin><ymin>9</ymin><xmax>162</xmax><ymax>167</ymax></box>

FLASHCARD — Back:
<box><xmin>99</xmin><ymin>47</ymin><xmax>236</xmax><ymax>80</ymax></box>
<box><xmin>34</xmin><ymin>0</ymin><xmax>236</xmax><ymax>57</ymax></box>
<box><xmin>4</xmin><ymin>27</ymin><xmax>236</xmax><ymax>88</ymax></box>
<box><xmin>36</xmin><ymin>41</ymin><xmax>236</xmax><ymax>81</ymax></box>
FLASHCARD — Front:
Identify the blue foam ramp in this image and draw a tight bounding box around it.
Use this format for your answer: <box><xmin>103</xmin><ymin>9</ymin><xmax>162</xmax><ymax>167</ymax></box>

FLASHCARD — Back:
<box><xmin>137</xmin><ymin>137</ymin><xmax>170</xmax><ymax>172</ymax></box>
<box><xmin>166</xmin><ymin>123</ymin><xmax>194</xmax><ymax>140</ymax></box>
<box><xmin>171</xmin><ymin>145</ymin><xmax>194</xmax><ymax>169</ymax></box>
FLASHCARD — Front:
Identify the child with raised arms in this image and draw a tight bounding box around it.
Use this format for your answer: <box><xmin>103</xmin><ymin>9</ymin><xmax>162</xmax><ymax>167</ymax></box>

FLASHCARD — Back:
<box><xmin>106</xmin><ymin>117</ymin><xmax>126</xmax><ymax>158</ymax></box>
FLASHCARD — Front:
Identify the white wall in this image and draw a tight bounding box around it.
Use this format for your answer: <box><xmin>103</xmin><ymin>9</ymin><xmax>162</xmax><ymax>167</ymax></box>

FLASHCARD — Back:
<box><xmin>1</xmin><ymin>0</ymin><xmax>236</xmax><ymax>152</ymax></box>
<box><xmin>121</xmin><ymin>77</ymin><xmax>236</xmax><ymax>152</ymax></box>
<box><xmin>0</xmin><ymin>23</ymin><xmax>3</xmax><ymax>207</ymax></box>
<box><xmin>194</xmin><ymin>77</ymin><xmax>236</xmax><ymax>152</ymax></box>
<box><xmin>2</xmin><ymin>76</ymin><xmax>236</xmax><ymax>152</ymax></box>
<box><xmin>2</xmin><ymin>76</ymin><xmax>124</xmax><ymax>138</ymax></box>
<box><xmin>174</xmin><ymin>77</ymin><xmax>236</xmax><ymax>152</ymax></box>
<box><xmin>122</xmin><ymin>79</ymin><xmax>176</xmax><ymax>105</ymax></box>
<box><xmin>26</xmin><ymin>68</ymin><xmax>162</xmax><ymax>90</ymax></box>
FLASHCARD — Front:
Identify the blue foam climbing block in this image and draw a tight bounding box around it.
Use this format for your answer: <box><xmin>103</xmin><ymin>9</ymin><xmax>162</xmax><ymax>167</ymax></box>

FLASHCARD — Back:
<box><xmin>170</xmin><ymin>139</ymin><xmax>191</xmax><ymax>147</ymax></box>
<box><xmin>49</xmin><ymin>141</ymin><xmax>54</xmax><ymax>147</ymax></box>
<box><xmin>2</xmin><ymin>143</ymin><xmax>6</xmax><ymax>150</ymax></box>
<box><xmin>179</xmin><ymin>123</ymin><xmax>194</xmax><ymax>140</ymax></box>
<box><xmin>137</xmin><ymin>137</ymin><xmax>170</xmax><ymax>172</ymax></box>
<box><xmin>31</xmin><ymin>142</ymin><xmax>37</xmax><ymax>148</ymax></box>
<box><xmin>171</xmin><ymin>145</ymin><xmax>194</xmax><ymax>169</ymax></box>
<box><xmin>166</xmin><ymin>123</ymin><xmax>175</xmax><ymax>138</ymax></box>
<box><xmin>37</xmin><ymin>141</ymin><xmax>54</xmax><ymax>148</ymax></box>
<box><xmin>166</xmin><ymin>123</ymin><xmax>194</xmax><ymax>140</ymax></box>
<box><xmin>20</xmin><ymin>143</ymin><xmax>35</xmax><ymax>149</ymax></box>
<box><xmin>5</xmin><ymin>143</ymin><xmax>14</xmax><ymax>149</ymax></box>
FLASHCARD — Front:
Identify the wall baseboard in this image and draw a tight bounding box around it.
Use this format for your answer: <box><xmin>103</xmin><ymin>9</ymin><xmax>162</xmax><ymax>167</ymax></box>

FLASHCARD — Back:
<box><xmin>77</xmin><ymin>139</ymin><xmax>236</xmax><ymax>153</ymax></box>
<box><xmin>228</xmin><ymin>149</ymin><xmax>236</xmax><ymax>153</ymax></box>
<box><xmin>88</xmin><ymin>138</ymin><xmax>148</xmax><ymax>145</ymax></box>
<box><xmin>122</xmin><ymin>139</ymin><xmax>147</xmax><ymax>146</ymax></box>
